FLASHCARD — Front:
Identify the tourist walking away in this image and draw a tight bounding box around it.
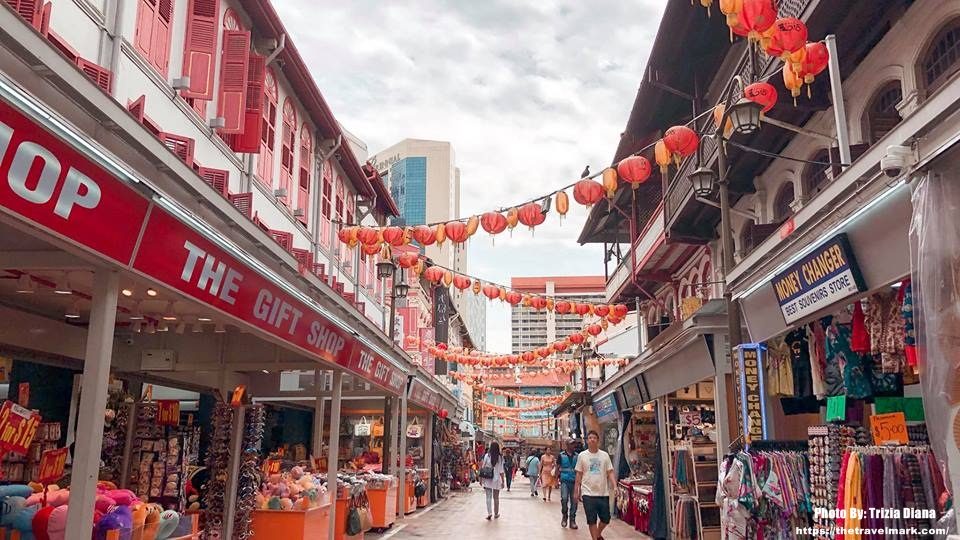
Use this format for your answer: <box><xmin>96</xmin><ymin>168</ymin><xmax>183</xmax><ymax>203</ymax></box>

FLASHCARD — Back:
<box><xmin>558</xmin><ymin>439</ymin><xmax>579</xmax><ymax>529</ymax></box>
<box><xmin>574</xmin><ymin>431</ymin><xmax>616</xmax><ymax>540</ymax></box>
<box><xmin>503</xmin><ymin>449</ymin><xmax>516</xmax><ymax>491</ymax></box>
<box><xmin>525</xmin><ymin>451</ymin><xmax>541</xmax><ymax>497</ymax></box>
<box><xmin>479</xmin><ymin>442</ymin><xmax>506</xmax><ymax>520</ymax></box>
<box><xmin>539</xmin><ymin>447</ymin><xmax>558</xmax><ymax>501</ymax></box>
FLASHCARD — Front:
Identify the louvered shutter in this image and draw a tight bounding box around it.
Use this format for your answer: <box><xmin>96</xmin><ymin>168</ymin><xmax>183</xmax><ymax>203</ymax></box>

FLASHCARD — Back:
<box><xmin>76</xmin><ymin>58</ymin><xmax>112</xmax><ymax>93</ymax></box>
<box><xmin>134</xmin><ymin>0</ymin><xmax>156</xmax><ymax>56</ymax></box>
<box><xmin>181</xmin><ymin>0</ymin><xmax>219</xmax><ymax>99</ymax></box>
<box><xmin>6</xmin><ymin>0</ymin><xmax>44</xmax><ymax>30</ymax></box>
<box><xmin>216</xmin><ymin>30</ymin><xmax>250</xmax><ymax>134</ymax></box>
<box><xmin>127</xmin><ymin>95</ymin><xmax>146</xmax><ymax>122</ymax></box>
<box><xmin>159</xmin><ymin>132</ymin><xmax>196</xmax><ymax>168</ymax></box>
<box><xmin>39</xmin><ymin>1</ymin><xmax>50</xmax><ymax>36</ymax></box>
<box><xmin>198</xmin><ymin>166</ymin><xmax>229</xmax><ymax>196</ymax></box>
<box><xmin>149</xmin><ymin>0</ymin><xmax>172</xmax><ymax>74</ymax></box>
<box><xmin>228</xmin><ymin>54</ymin><xmax>265</xmax><ymax>153</ymax></box>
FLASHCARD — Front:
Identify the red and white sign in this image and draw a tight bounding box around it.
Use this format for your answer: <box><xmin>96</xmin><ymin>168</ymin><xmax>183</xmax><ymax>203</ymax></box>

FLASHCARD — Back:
<box><xmin>408</xmin><ymin>378</ymin><xmax>441</xmax><ymax>412</ymax></box>
<box><xmin>0</xmin><ymin>401</ymin><xmax>40</xmax><ymax>455</ymax></box>
<box><xmin>0</xmin><ymin>96</ymin><xmax>409</xmax><ymax>396</ymax></box>
<box><xmin>157</xmin><ymin>400</ymin><xmax>180</xmax><ymax>426</ymax></box>
<box><xmin>0</xmin><ymin>100</ymin><xmax>151</xmax><ymax>263</ymax></box>
<box><xmin>37</xmin><ymin>447</ymin><xmax>68</xmax><ymax>484</ymax></box>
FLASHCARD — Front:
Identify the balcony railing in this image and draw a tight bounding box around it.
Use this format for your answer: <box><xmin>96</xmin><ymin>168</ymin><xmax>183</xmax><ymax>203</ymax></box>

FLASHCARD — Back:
<box><xmin>605</xmin><ymin>203</ymin><xmax>665</xmax><ymax>302</ymax></box>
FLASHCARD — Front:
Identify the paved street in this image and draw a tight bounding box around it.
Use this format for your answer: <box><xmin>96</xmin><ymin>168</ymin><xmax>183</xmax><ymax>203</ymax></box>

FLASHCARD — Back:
<box><xmin>371</xmin><ymin>476</ymin><xmax>645</xmax><ymax>539</ymax></box>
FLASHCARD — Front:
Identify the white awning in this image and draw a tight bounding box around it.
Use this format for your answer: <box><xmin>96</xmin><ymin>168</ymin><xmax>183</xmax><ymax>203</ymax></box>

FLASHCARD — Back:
<box><xmin>596</xmin><ymin>326</ymin><xmax>640</xmax><ymax>357</ymax></box>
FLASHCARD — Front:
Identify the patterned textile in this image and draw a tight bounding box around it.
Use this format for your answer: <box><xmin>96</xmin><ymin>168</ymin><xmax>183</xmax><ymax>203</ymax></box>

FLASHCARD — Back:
<box><xmin>902</xmin><ymin>280</ymin><xmax>918</xmax><ymax>366</ymax></box>
<box><xmin>766</xmin><ymin>337</ymin><xmax>794</xmax><ymax>397</ymax></box>
<box><xmin>867</xmin><ymin>291</ymin><xmax>906</xmax><ymax>373</ymax></box>
<box><xmin>808</xmin><ymin>322</ymin><xmax>828</xmax><ymax>398</ymax></box>
<box><xmin>826</xmin><ymin>323</ymin><xmax>872</xmax><ymax>399</ymax></box>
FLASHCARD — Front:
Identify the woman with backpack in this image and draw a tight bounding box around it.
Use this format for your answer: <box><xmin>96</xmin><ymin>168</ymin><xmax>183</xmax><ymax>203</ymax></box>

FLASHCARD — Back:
<box><xmin>479</xmin><ymin>442</ymin><xmax>506</xmax><ymax>520</ymax></box>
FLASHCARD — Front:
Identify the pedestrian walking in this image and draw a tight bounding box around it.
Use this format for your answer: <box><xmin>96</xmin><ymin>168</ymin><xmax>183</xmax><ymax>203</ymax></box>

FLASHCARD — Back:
<box><xmin>558</xmin><ymin>439</ymin><xmax>579</xmax><ymax>529</ymax></box>
<box><xmin>525</xmin><ymin>451</ymin><xmax>541</xmax><ymax>497</ymax></box>
<box><xmin>574</xmin><ymin>431</ymin><xmax>616</xmax><ymax>540</ymax></box>
<box><xmin>503</xmin><ymin>449</ymin><xmax>516</xmax><ymax>492</ymax></box>
<box><xmin>479</xmin><ymin>442</ymin><xmax>506</xmax><ymax>520</ymax></box>
<box><xmin>539</xmin><ymin>447</ymin><xmax>557</xmax><ymax>502</ymax></box>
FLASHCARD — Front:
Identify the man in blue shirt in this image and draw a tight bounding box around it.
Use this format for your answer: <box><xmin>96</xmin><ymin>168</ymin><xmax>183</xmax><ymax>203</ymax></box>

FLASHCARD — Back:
<box><xmin>558</xmin><ymin>439</ymin><xmax>579</xmax><ymax>529</ymax></box>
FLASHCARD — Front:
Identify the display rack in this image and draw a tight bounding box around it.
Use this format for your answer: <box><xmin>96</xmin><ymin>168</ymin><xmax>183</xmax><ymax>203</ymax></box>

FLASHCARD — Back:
<box><xmin>666</xmin><ymin>383</ymin><xmax>720</xmax><ymax>540</ymax></box>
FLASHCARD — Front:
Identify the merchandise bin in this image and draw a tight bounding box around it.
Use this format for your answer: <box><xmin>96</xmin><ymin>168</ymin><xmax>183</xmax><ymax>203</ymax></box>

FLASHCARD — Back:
<box><xmin>416</xmin><ymin>471</ymin><xmax>430</xmax><ymax>508</ymax></box>
<box><xmin>366</xmin><ymin>479</ymin><xmax>398</xmax><ymax>529</ymax></box>
<box><xmin>335</xmin><ymin>493</ymin><xmax>365</xmax><ymax>540</ymax></box>
<box><xmin>249</xmin><ymin>503</ymin><xmax>331</xmax><ymax>540</ymax></box>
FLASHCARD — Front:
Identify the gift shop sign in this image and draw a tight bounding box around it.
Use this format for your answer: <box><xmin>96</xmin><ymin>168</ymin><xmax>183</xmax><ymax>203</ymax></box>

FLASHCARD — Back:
<box><xmin>737</xmin><ymin>344</ymin><xmax>768</xmax><ymax>445</ymax></box>
<box><xmin>408</xmin><ymin>378</ymin><xmax>441</xmax><ymax>412</ymax></box>
<box><xmin>770</xmin><ymin>234</ymin><xmax>866</xmax><ymax>324</ymax></box>
<box><xmin>0</xmin><ymin>401</ymin><xmax>40</xmax><ymax>455</ymax></box>
<box><xmin>0</xmin><ymin>99</ymin><xmax>406</xmax><ymax>395</ymax></box>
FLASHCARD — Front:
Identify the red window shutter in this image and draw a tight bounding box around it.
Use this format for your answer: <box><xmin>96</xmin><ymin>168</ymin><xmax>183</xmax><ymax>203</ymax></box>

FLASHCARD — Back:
<box><xmin>290</xmin><ymin>248</ymin><xmax>313</xmax><ymax>274</ymax></box>
<box><xmin>39</xmin><ymin>1</ymin><xmax>50</xmax><ymax>36</ymax></box>
<box><xmin>228</xmin><ymin>54</ymin><xmax>265</xmax><ymax>153</ymax></box>
<box><xmin>181</xmin><ymin>0</ymin><xmax>220</xmax><ymax>99</ymax></box>
<box><xmin>150</xmin><ymin>0</ymin><xmax>172</xmax><ymax>74</ymax></box>
<box><xmin>133</xmin><ymin>0</ymin><xmax>155</xmax><ymax>56</ymax></box>
<box><xmin>158</xmin><ymin>132</ymin><xmax>196</xmax><ymax>168</ymax></box>
<box><xmin>269</xmin><ymin>230</ymin><xmax>294</xmax><ymax>252</ymax></box>
<box><xmin>197</xmin><ymin>166</ymin><xmax>229</xmax><ymax>197</ymax></box>
<box><xmin>216</xmin><ymin>30</ymin><xmax>250</xmax><ymax>134</ymax></box>
<box><xmin>7</xmin><ymin>0</ymin><xmax>43</xmax><ymax>30</ymax></box>
<box><xmin>228</xmin><ymin>192</ymin><xmax>252</xmax><ymax>218</ymax></box>
<box><xmin>76</xmin><ymin>58</ymin><xmax>112</xmax><ymax>93</ymax></box>
<box><xmin>127</xmin><ymin>95</ymin><xmax>146</xmax><ymax>122</ymax></box>
<box><xmin>47</xmin><ymin>31</ymin><xmax>79</xmax><ymax>62</ymax></box>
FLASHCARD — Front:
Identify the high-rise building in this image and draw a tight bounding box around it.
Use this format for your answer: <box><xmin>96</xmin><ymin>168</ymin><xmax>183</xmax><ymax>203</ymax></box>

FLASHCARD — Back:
<box><xmin>511</xmin><ymin>276</ymin><xmax>607</xmax><ymax>358</ymax></box>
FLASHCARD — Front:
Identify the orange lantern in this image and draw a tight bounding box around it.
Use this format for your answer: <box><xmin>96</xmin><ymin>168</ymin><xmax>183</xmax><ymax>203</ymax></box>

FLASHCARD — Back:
<box><xmin>499</xmin><ymin>287</ymin><xmax>507</xmax><ymax>301</ymax></box>
<box><xmin>744</xmin><ymin>81</ymin><xmax>778</xmax><ymax>113</ymax></box>
<box><xmin>434</xmin><ymin>223</ymin><xmax>447</xmax><ymax>245</ymax></box>
<box><xmin>555</xmin><ymin>301</ymin><xmax>572</xmax><ymax>314</ymax></box>
<box><xmin>505</xmin><ymin>291</ymin><xmax>523</xmax><ymax>306</ymax></box>
<box><xmin>404</xmin><ymin>335</ymin><xmax>418</xmax><ymax>347</ymax></box>
<box><xmin>607</xmin><ymin>315</ymin><xmax>624</xmax><ymax>325</ymax></box>
<box><xmin>412</xmin><ymin>225</ymin><xmax>436</xmax><ymax>246</ymax></box>
<box><xmin>362</xmin><ymin>243</ymin><xmax>381</xmax><ymax>256</ymax></box>
<box><xmin>663</xmin><ymin>126</ymin><xmax>699</xmax><ymax>164</ymax></box>
<box><xmin>337</xmin><ymin>226</ymin><xmax>358</xmax><ymax>245</ymax></box>
<box><xmin>739</xmin><ymin>0</ymin><xmax>776</xmax><ymax>41</ymax></box>
<box><xmin>613</xmin><ymin>304</ymin><xmax>629</xmax><ymax>318</ymax></box>
<box><xmin>586</xmin><ymin>324</ymin><xmax>603</xmax><ymax>336</ymax></box>
<box><xmin>654</xmin><ymin>139</ymin><xmax>671</xmax><ymax>175</ymax></box>
<box><xmin>802</xmin><ymin>41</ymin><xmax>829</xmax><ymax>85</ymax></box>
<box><xmin>423</xmin><ymin>266</ymin><xmax>444</xmax><ymax>283</ymax></box>
<box><xmin>466</xmin><ymin>215</ymin><xmax>479</xmax><ymax>237</ymax></box>
<box><xmin>764</xmin><ymin>17</ymin><xmax>807</xmax><ymax>59</ymax></box>
<box><xmin>568</xmin><ymin>333</ymin><xmax>585</xmax><ymax>345</ymax></box>
<box><xmin>482</xmin><ymin>284</ymin><xmax>500</xmax><ymax>300</ymax></box>
<box><xmin>480</xmin><ymin>212</ymin><xmax>508</xmax><ymax>236</ymax></box>
<box><xmin>594</xmin><ymin>304</ymin><xmax>610</xmax><ymax>318</ymax></box>
<box><xmin>719</xmin><ymin>0</ymin><xmax>743</xmax><ymax>40</ymax></box>
<box><xmin>471</xmin><ymin>279</ymin><xmax>482</xmax><ymax>295</ymax></box>
<box><xmin>617</xmin><ymin>156</ymin><xmax>652</xmax><ymax>189</ymax></box>
<box><xmin>602</xmin><ymin>167</ymin><xmax>619</xmax><ymax>199</ymax></box>
<box><xmin>782</xmin><ymin>62</ymin><xmax>804</xmax><ymax>103</ymax></box>
<box><xmin>575</xmin><ymin>303</ymin><xmax>592</xmax><ymax>317</ymax></box>
<box><xmin>379</xmin><ymin>226</ymin><xmax>404</xmax><ymax>246</ymax></box>
<box><xmin>530</xmin><ymin>296</ymin><xmax>548</xmax><ymax>310</ymax></box>
<box><xmin>572</xmin><ymin>179</ymin><xmax>604</xmax><ymax>207</ymax></box>
<box><xmin>555</xmin><ymin>191</ymin><xmax>570</xmax><ymax>218</ymax></box>
<box><xmin>546</xmin><ymin>298</ymin><xmax>555</xmax><ymax>312</ymax></box>
<box><xmin>517</xmin><ymin>202</ymin><xmax>546</xmax><ymax>229</ymax></box>
<box><xmin>506</xmin><ymin>208</ymin><xmax>519</xmax><ymax>230</ymax></box>
<box><xmin>356</xmin><ymin>226</ymin><xmax>379</xmax><ymax>245</ymax></box>
<box><xmin>397</xmin><ymin>252</ymin><xmax>419</xmax><ymax>269</ymax></box>
<box><xmin>442</xmin><ymin>270</ymin><xmax>453</xmax><ymax>287</ymax></box>
<box><xmin>713</xmin><ymin>104</ymin><xmax>734</xmax><ymax>137</ymax></box>
<box><xmin>452</xmin><ymin>275</ymin><xmax>471</xmax><ymax>291</ymax></box>
<box><xmin>446</xmin><ymin>221</ymin><xmax>469</xmax><ymax>244</ymax></box>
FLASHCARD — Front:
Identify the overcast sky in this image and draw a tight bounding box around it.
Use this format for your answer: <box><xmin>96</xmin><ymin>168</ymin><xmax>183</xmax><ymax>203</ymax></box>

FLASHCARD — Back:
<box><xmin>277</xmin><ymin>0</ymin><xmax>665</xmax><ymax>353</ymax></box>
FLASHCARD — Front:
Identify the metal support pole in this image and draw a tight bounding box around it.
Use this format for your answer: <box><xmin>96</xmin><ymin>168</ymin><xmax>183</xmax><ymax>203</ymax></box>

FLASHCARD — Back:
<box><xmin>312</xmin><ymin>369</ymin><xmax>325</xmax><ymax>457</ymax></box>
<box><xmin>65</xmin><ymin>270</ymin><xmax>118</xmax><ymax>540</ymax></box>
<box><xmin>716</xmin><ymin>136</ymin><xmax>744</xmax><ymax>444</ymax></box>
<box><xmin>825</xmin><ymin>34</ymin><xmax>852</xmax><ymax>167</ymax></box>
<box><xmin>389</xmin><ymin>396</ymin><xmax>401</xmax><ymax>478</ymax></box>
<box><xmin>398</xmin><ymin>388</ymin><xmax>409</xmax><ymax>518</ymax></box>
<box><xmin>222</xmin><ymin>406</ymin><xmax>245</xmax><ymax>540</ymax></box>
<box><xmin>326</xmin><ymin>371</ymin><xmax>343</xmax><ymax>539</ymax></box>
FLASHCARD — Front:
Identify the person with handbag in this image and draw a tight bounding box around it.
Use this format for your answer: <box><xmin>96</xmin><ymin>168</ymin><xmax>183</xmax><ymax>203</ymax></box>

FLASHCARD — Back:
<box><xmin>479</xmin><ymin>441</ymin><xmax>506</xmax><ymax>520</ymax></box>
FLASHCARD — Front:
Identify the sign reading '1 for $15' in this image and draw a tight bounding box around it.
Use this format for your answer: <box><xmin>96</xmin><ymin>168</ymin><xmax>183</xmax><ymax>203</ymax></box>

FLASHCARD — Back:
<box><xmin>770</xmin><ymin>234</ymin><xmax>866</xmax><ymax>324</ymax></box>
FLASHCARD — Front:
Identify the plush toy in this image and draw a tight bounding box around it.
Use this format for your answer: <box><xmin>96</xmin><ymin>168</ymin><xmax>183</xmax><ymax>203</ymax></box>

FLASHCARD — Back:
<box><xmin>266</xmin><ymin>496</ymin><xmax>281</xmax><ymax>510</ymax></box>
<box><xmin>104</xmin><ymin>489</ymin><xmax>137</xmax><ymax>506</ymax></box>
<box><xmin>255</xmin><ymin>492</ymin><xmax>266</xmax><ymax>510</ymax></box>
<box><xmin>26</xmin><ymin>488</ymin><xmax>70</xmax><ymax>508</ymax></box>
<box><xmin>32</xmin><ymin>505</ymin><xmax>55</xmax><ymax>540</ymax></box>
<box><xmin>155</xmin><ymin>510</ymin><xmax>180</xmax><ymax>540</ymax></box>
<box><xmin>46</xmin><ymin>505</ymin><xmax>69</xmax><ymax>540</ymax></box>
<box><xmin>290</xmin><ymin>466</ymin><xmax>304</xmax><ymax>480</ymax></box>
<box><xmin>279</xmin><ymin>498</ymin><xmax>294</xmax><ymax>511</ymax></box>
<box><xmin>142</xmin><ymin>504</ymin><xmax>162</xmax><ymax>540</ymax></box>
<box><xmin>130</xmin><ymin>503</ymin><xmax>148</xmax><ymax>536</ymax></box>
<box><xmin>10</xmin><ymin>504</ymin><xmax>38</xmax><ymax>540</ymax></box>
<box><xmin>94</xmin><ymin>504</ymin><xmax>132</xmax><ymax>540</ymax></box>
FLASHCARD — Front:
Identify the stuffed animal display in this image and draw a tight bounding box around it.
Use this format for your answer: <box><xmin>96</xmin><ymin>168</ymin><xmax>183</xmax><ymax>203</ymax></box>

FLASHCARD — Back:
<box><xmin>259</xmin><ymin>467</ymin><xmax>327</xmax><ymax>511</ymax></box>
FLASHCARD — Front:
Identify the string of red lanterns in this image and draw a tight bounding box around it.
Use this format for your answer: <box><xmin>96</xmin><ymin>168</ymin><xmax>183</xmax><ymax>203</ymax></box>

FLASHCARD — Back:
<box><xmin>476</xmin><ymin>386</ymin><xmax>571</xmax><ymax>402</ymax></box>
<box><xmin>480</xmin><ymin>395</ymin><xmax>567</xmax><ymax>414</ymax></box>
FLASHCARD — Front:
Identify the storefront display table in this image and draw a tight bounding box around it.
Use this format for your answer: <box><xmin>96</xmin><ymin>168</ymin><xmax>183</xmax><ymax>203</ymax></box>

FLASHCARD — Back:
<box><xmin>250</xmin><ymin>504</ymin><xmax>331</xmax><ymax>540</ymax></box>
<box><xmin>335</xmin><ymin>494</ymin><xmax>364</xmax><ymax>540</ymax></box>
<box><xmin>367</xmin><ymin>480</ymin><xmax>398</xmax><ymax>529</ymax></box>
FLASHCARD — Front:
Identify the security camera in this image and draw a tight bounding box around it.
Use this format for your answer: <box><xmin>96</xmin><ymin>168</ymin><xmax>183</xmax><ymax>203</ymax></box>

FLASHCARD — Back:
<box><xmin>881</xmin><ymin>145</ymin><xmax>913</xmax><ymax>179</ymax></box>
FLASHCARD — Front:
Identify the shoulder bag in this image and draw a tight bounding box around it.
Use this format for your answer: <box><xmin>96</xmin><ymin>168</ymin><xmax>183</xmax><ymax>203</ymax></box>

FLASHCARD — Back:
<box><xmin>406</xmin><ymin>417</ymin><xmax>423</xmax><ymax>439</ymax></box>
<box><xmin>354</xmin><ymin>416</ymin><xmax>371</xmax><ymax>437</ymax></box>
<box><xmin>478</xmin><ymin>456</ymin><xmax>494</xmax><ymax>480</ymax></box>
<box><xmin>372</xmin><ymin>416</ymin><xmax>385</xmax><ymax>437</ymax></box>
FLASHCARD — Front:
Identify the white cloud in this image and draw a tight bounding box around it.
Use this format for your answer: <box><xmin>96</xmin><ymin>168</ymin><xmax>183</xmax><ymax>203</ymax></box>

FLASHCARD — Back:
<box><xmin>278</xmin><ymin>0</ymin><xmax>665</xmax><ymax>352</ymax></box>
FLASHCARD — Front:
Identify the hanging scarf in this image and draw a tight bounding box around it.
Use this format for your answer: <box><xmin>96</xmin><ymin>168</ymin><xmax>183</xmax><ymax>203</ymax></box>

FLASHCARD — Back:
<box><xmin>850</xmin><ymin>301</ymin><xmax>871</xmax><ymax>353</ymax></box>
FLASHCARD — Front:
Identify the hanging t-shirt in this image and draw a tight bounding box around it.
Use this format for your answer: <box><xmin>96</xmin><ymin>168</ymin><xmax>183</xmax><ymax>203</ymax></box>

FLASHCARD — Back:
<box><xmin>765</xmin><ymin>337</ymin><xmax>794</xmax><ymax>397</ymax></box>
<box><xmin>821</xmin><ymin>317</ymin><xmax>846</xmax><ymax>397</ymax></box>
<box><xmin>575</xmin><ymin>449</ymin><xmax>613</xmax><ymax>497</ymax></box>
<box><xmin>784</xmin><ymin>329</ymin><xmax>814</xmax><ymax>398</ymax></box>
<box><xmin>807</xmin><ymin>322</ymin><xmax>828</xmax><ymax>398</ymax></box>
<box><xmin>826</xmin><ymin>322</ymin><xmax>873</xmax><ymax>400</ymax></box>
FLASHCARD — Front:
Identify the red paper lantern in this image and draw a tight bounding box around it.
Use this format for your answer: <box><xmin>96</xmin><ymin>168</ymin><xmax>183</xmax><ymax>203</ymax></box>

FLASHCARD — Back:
<box><xmin>505</xmin><ymin>291</ymin><xmax>523</xmax><ymax>306</ymax></box>
<box><xmin>744</xmin><ymin>82</ymin><xmax>778</xmax><ymax>113</ymax></box>
<box><xmin>586</xmin><ymin>324</ymin><xmax>603</xmax><ymax>336</ymax></box>
<box><xmin>362</xmin><ymin>243</ymin><xmax>381</xmax><ymax>256</ymax></box>
<box><xmin>555</xmin><ymin>301</ymin><xmax>572</xmax><ymax>314</ymax></box>
<box><xmin>612</xmin><ymin>304</ymin><xmax>629</xmax><ymax>318</ymax></box>
<box><xmin>356</xmin><ymin>227</ymin><xmax>379</xmax><ymax>245</ymax></box>
<box><xmin>480</xmin><ymin>212</ymin><xmax>508</xmax><ymax>235</ymax></box>
<box><xmin>802</xmin><ymin>41</ymin><xmax>829</xmax><ymax>83</ymax></box>
<box><xmin>439</xmin><ymin>409</ymin><xmax>449</xmax><ymax>419</ymax></box>
<box><xmin>337</xmin><ymin>226</ymin><xmax>358</xmax><ymax>245</ymax></box>
<box><xmin>423</xmin><ymin>266</ymin><xmax>444</xmax><ymax>283</ymax></box>
<box><xmin>397</xmin><ymin>252</ymin><xmax>419</xmax><ymax>269</ymax></box>
<box><xmin>575</xmin><ymin>303</ymin><xmax>592</xmax><ymax>316</ymax></box>
<box><xmin>521</xmin><ymin>351</ymin><xmax>536</xmax><ymax>363</ymax></box>
<box><xmin>537</xmin><ymin>347</ymin><xmax>551</xmax><ymax>359</ymax></box>
<box><xmin>573</xmin><ymin>179</ymin><xmax>604</xmax><ymax>206</ymax></box>
<box><xmin>445</xmin><ymin>221</ymin><xmax>470</xmax><ymax>244</ymax></box>
<box><xmin>452</xmin><ymin>275</ymin><xmax>471</xmax><ymax>291</ymax></box>
<box><xmin>410</xmin><ymin>225</ymin><xmax>435</xmax><ymax>246</ymax></box>
<box><xmin>663</xmin><ymin>126</ymin><xmax>699</xmax><ymax>160</ymax></box>
<box><xmin>437</xmin><ymin>342</ymin><xmax>448</xmax><ymax>350</ymax></box>
<box><xmin>517</xmin><ymin>202</ymin><xmax>546</xmax><ymax>229</ymax></box>
<box><xmin>607</xmin><ymin>315</ymin><xmax>624</xmax><ymax>325</ymax></box>
<box><xmin>381</xmin><ymin>226</ymin><xmax>405</xmax><ymax>246</ymax></box>
<box><xmin>530</xmin><ymin>296</ymin><xmax>548</xmax><ymax>310</ymax></box>
<box><xmin>568</xmin><ymin>333</ymin><xmax>585</xmax><ymax>345</ymax></box>
<box><xmin>617</xmin><ymin>156</ymin><xmax>652</xmax><ymax>189</ymax></box>
<box><xmin>404</xmin><ymin>335</ymin><xmax>418</xmax><ymax>347</ymax></box>
<box><xmin>764</xmin><ymin>17</ymin><xmax>807</xmax><ymax>59</ymax></box>
<box><xmin>553</xmin><ymin>341</ymin><xmax>568</xmax><ymax>353</ymax></box>
<box><xmin>739</xmin><ymin>0</ymin><xmax>776</xmax><ymax>41</ymax></box>
<box><xmin>593</xmin><ymin>304</ymin><xmax>610</xmax><ymax>318</ymax></box>
<box><xmin>482</xmin><ymin>284</ymin><xmax>500</xmax><ymax>300</ymax></box>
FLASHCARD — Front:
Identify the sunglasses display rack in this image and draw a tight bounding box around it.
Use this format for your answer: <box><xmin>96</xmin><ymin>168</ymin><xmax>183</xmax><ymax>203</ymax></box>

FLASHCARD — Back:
<box><xmin>232</xmin><ymin>405</ymin><xmax>265</xmax><ymax>540</ymax></box>
<box><xmin>203</xmin><ymin>402</ymin><xmax>235</xmax><ymax>540</ymax></box>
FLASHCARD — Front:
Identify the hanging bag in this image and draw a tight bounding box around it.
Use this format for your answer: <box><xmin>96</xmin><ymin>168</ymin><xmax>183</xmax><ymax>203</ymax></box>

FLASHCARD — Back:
<box><xmin>358</xmin><ymin>493</ymin><xmax>373</xmax><ymax>532</ymax></box>
<box><xmin>406</xmin><ymin>417</ymin><xmax>423</xmax><ymax>439</ymax></box>
<box><xmin>372</xmin><ymin>417</ymin><xmax>385</xmax><ymax>437</ymax></box>
<box><xmin>354</xmin><ymin>416</ymin><xmax>371</xmax><ymax>437</ymax></box>
<box><xmin>346</xmin><ymin>505</ymin><xmax>363</xmax><ymax>536</ymax></box>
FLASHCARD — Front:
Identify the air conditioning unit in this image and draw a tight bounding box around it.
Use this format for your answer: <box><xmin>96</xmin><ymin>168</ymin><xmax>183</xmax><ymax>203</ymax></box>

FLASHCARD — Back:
<box><xmin>208</xmin><ymin>117</ymin><xmax>226</xmax><ymax>129</ymax></box>
<box><xmin>171</xmin><ymin>76</ymin><xmax>191</xmax><ymax>90</ymax></box>
<box><xmin>293</xmin><ymin>208</ymin><xmax>304</xmax><ymax>217</ymax></box>
<box><xmin>274</xmin><ymin>188</ymin><xmax>288</xmax><ymax>198</ymax></box>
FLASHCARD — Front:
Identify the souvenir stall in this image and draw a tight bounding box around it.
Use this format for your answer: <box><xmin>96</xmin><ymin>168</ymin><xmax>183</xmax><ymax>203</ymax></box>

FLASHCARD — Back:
<box><xmin>616</xmin><ymin>380</ymin><xmax>660</xmax><ymax>536</ymax></box>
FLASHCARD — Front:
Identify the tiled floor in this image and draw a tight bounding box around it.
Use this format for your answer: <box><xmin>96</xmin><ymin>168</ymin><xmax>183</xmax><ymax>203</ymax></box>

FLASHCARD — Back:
<box><xmin>370</xmin><ymin>475</ymin><xmax>647</xmax><ymax>539</ymax></box>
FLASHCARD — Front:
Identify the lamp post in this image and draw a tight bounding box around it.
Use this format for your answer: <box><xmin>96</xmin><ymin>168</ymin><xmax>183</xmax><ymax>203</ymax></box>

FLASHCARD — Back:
<box><xmin>579</xmin><ymin>343</ymin><xmax>594</xmax><ymax>393</ymax></box>
<box><xmin>377</xmin><ymin>259</ymin><xmax>409</xmax><ymax>342</ymax></box>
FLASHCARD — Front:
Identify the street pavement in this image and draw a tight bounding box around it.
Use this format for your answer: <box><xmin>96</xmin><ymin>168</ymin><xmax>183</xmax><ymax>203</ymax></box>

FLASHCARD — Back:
<box><xmin>369</xmin><ymin>475</ymin><xmax>646</xmax><ymax>539</ymax></box>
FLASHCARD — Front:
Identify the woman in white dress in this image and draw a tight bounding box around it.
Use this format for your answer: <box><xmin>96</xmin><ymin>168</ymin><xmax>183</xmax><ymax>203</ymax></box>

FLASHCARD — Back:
<box><xmin>480</xmin><ymin>441</ymin><xmax>507</xmax><ymax>520</ymax></box>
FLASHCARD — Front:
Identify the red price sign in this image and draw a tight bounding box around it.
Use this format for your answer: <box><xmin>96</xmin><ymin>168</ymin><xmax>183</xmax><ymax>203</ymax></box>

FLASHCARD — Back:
<box><xmin>263</xmin><ymin>459</ymin><xmax>281</xmax><ymax>475</ymax></box>
<box><xmin>0</xmin><ymin>401</ymin><xmax>40</xmax><ymax>455</ymax></box>
<box><xmin>157</xmin><ymin>400</ymin><xmax>180</xmax><ymax>426</ymax></box>
<box><xmin>870</xmin><ymin>412</ymin><xmax>908</xmax><ymax>445</ymax></box>
<box><xmin>37</xmin><ymin>447</ymin><xmax>68</xmax><ymax>484</ymax></box>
